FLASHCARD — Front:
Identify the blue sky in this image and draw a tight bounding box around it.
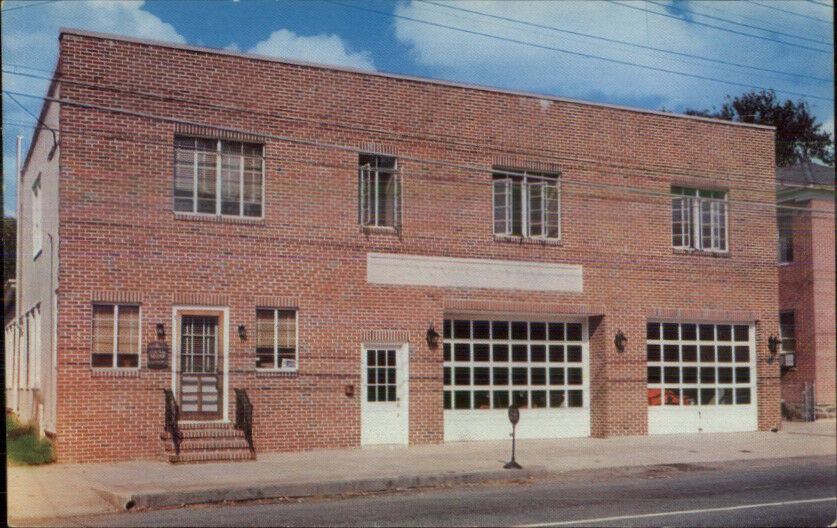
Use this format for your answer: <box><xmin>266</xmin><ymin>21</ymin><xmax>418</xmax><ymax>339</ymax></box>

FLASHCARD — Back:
<box><xmin>2</xmin><ymin>0</ymin><xmax>834</xmax><ymax>216</ymax></box>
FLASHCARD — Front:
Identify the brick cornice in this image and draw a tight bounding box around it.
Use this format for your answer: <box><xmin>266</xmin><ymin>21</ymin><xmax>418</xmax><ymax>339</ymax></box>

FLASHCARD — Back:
<box><xmin>493</xmin><ymin>156</ymin><xmax>562</xmax><ymax>175</ymax></box>
<box><xmin>173</xmin><ymin>292</ymin><xmax>230</xmax><ymax>306</ymax></box>
<box><xmin>91</xmin><ymin>290</ymin><xmax>143</xmax><ymax>303</ymax></box>
<box><xmin>255</xmin><ymin>296</ymin><xmax>299</xmax><ymax>308</ymax></box>
<box><xmin>360</xmin><ymin>329</ymin><xmax>410</xmax><ymax>343</ymax></box>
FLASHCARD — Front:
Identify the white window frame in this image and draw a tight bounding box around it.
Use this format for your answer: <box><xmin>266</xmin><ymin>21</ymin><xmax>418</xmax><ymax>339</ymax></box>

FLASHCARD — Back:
<box><xmin>173</xmin><ymin>137</ymin><xmax>265</xmax><ymax>219</ymax></box>
<box><xmin>359</xmin><ymin>156</ymin><xmax>400</xmax><ymax>229</ymax></box>
<box><xmin>777</xmin><ymin>211</ymin><xmax>793</xmax><ymax>264</ymax></box>
<box><xmin>646</xmin><ymin>322</ymin><xmax>754</xmax><ymax>408</ymax></box>
<box><xmin>91</xmin><ymin>304</ymin><xmax>142</xmax><ymax>370</ymax></box>
<box><xmin>671</xmin><ymin>188</ymin><xmax>728</xmax><ymax>253</ymax></box>
<box><xmin>32</xmin><ymin>174</ymin><xmax>42</xmax><ymax>258</ymax></box>
<box><xmin>255</xmin><ymin>308</ymin><xmax>298</xmax><ymax>372</ymax></box>
<box><xmin>493</xmin><ymin>171</ymin><xmax>560</xmax><ymax>240</ymax></box>
<box><xmin>443</xmin><ymin>318</ymin><xmax>587</xmax><ymax>411</ymax></box>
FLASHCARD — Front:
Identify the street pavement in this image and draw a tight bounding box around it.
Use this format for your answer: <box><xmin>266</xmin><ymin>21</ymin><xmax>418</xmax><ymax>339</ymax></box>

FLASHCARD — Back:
<box><xmin>22</xmin><ymin>455</ymin><xmax>836</xmax><ymax>527</ymax></box>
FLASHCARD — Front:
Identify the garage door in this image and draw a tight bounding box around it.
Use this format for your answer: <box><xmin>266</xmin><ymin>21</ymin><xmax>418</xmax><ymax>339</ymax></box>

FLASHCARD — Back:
<box><xmin>647</xmin><ymin>322</ymin><xmax>757</xmax><ymax>434</ymax></box>
<box><xmin>442</xmin><ymin>318</ymin><xmax>589</xmax><ymax>441</ymax></box>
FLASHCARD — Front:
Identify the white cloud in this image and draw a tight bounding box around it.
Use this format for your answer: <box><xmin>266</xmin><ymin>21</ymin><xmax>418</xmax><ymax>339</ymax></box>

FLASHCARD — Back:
<box><xmin>1</xmin><ymin>0</ymin><xmax>187</xmax><ymax>216</ymax></box>
<box><xmin>246</xmin><ymin>29</ymin><xmax>375</xmax><ymax>71</ymax></box>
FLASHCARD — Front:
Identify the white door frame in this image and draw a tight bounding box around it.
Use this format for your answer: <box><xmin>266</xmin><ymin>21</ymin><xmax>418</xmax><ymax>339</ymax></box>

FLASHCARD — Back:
<box><xmin>171</xmin><ymin>306</ymin><xmax>230</xmax><ymax>423</ymax></box>
<box><xmin>360</xmin><ymin>342</ymin><xmax>409</xmax><ymax>446</ymax></box>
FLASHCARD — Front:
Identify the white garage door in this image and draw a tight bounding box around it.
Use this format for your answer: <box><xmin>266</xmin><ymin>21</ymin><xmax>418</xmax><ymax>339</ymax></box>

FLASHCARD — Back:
<box><xmin>647</xmin><ymin>322</ymin><xmax>757</xmax><ymax>434</ymax></box>
<box><xmin>442</xmin><ymin>318</ymin><xmax>590</xmax><ymax>441</ymax></box>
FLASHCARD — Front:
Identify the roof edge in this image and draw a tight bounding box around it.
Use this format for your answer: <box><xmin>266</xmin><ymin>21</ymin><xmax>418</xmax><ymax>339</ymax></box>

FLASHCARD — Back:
<box><xmin>59</xmin><ymin>27</ymin><xmax>775</xmax><ymax>132</ymax></box>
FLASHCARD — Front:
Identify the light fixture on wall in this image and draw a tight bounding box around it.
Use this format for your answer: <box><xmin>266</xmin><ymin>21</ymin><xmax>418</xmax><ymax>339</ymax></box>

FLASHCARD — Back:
<box><xmin>156</xmin><ymin>323</ymin><xmax>165</xmax><ymax>340</ymax></box>
<box><xmin>768</xmin><ymin>335</ymin><xmax>780</xmax><ymax>355</ymax></box>
<box><xmin>426</xmin><ymin>324</ymin><xmax>440</xmax><ymax>349</ymax></box>
<box><xmin>238</xmin><ymin>324</ymin><xmax>247</xmax><ymax>341</ymax></box>
<box><xmin>614</xmin><ymin>329</ymin><xmax>627</xmax><ymax>352</ymax></box>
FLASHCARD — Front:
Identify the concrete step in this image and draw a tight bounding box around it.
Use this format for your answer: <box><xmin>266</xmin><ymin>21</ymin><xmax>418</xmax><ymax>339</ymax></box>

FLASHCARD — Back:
<box><xmin>161</xmin><ymin>427</ymin><xmax>245</xmax><ymax>441</ymax></box>
<box><xmin>166</xmin><ymin>449</ymin><xmax>256</xmax><ymax>464</ymax></box>
<box><xmin>163</xmin><ymin>437</ymin><xmax>251</xmax><ymax>453</ymax></box>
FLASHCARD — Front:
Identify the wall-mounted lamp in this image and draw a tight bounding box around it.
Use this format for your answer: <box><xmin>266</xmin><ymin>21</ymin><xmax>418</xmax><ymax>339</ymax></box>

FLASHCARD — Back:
<box><xmin>426</xmin><ymin>324</ymin><xmax>441</xmax><ymax>349</ymax></box>
<box><xmin>768</xmin><ymin>335</ymin><xmax>780</xmax><ymax>355</ymax></box>
<box><xmin>156</xmin><ymin>323</ymin><xmax>165</xmax><ymax>340</ymax></box>
<box><xmin>238</xmin><ymin>324</ymin><xmax>247</xmax><ymax>341</ymax></box>
<box><xmin>344</xmin><ymin>384</ymin><xmax>354</xmax><ymax>397</ymax></box>
<box><xmin>614</xmin><ymin>329</ymin><xmax>628</xmax><ymax>352</ymax></box>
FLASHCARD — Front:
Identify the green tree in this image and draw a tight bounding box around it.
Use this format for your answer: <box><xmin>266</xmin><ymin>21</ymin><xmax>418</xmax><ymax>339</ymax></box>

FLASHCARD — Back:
<box><xmin>3</xmin><ymin>216</ymin><xmax>16</xmax><ymax>283</ymax></box>
<box><xmin>684</xmin><ymin>90</ymin><xmax>834</xmax><ymax>167</ymax></box>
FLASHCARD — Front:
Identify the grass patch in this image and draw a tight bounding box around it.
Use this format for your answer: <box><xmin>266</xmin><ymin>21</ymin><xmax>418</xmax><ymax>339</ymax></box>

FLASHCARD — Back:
<box><xmin>6</xmin><ymin>413</ymin><xmax>54</xmax><ymax>465</ymax></box>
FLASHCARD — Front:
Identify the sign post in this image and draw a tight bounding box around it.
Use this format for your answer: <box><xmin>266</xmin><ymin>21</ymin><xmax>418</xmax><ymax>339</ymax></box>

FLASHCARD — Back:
<box><xmin>504</xmin><ymin>405</ymin><xmax>522</xmax><ymax>469</ymax></box>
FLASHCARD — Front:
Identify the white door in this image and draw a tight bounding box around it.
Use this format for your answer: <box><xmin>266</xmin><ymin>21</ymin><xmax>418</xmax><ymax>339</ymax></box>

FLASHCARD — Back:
<box><xmin>647</xmin><ymin>322</ymin><xmax>757</xmax><ymax>434</ymax></box>
<box><xmin>361</xmin><ymin>345</ymin><xmax>409</xmax><ymax>445</ymax></box>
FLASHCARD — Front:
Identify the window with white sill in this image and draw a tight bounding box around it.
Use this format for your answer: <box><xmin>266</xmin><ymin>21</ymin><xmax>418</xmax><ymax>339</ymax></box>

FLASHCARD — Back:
<box><xmin>493</xmin><ymin>171</ymin><xmax>560</xmax><ymax>240</ymax></box>
<box><xmin>671</xmin><ymin>187</ymin><xmax>727</xmax><ymax>252</ymax></box>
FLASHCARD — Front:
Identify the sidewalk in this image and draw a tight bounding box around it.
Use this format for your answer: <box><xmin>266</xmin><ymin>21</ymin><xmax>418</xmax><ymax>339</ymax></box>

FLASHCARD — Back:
<box><xmin>8</xmin><ymin>420</ymin><xmax>836</xmax><ymax>524</ymax></box>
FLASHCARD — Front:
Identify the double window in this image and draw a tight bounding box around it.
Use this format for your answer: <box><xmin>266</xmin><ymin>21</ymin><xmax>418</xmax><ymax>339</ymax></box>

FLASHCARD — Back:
<box><xmin>493</xmin><ymin>171</ymin><xmax>560</xmax><ymax>239</ymax></box>
<box><xmin>92</xmin><ymin>304</ymin><xmax>140</xmax><ymax>369</ymax></box>
<box><xmin>256</xmin><ymin>309</ymin><xmax>298</xmax><ymax>370</ymax></box>
<box><xmin>671</xmin><ymin>187</ymin><xmax>727</xmax><ymax>252</ymax></box>
<box><xmin>359</xmin><ymin>154</ymin><xmax>400</xmax><ymax>228</ymax></box>
<box><xmin>174</xmin><ymin>137</ymin><xmax>264</xmax><ymax>218</ymax></box>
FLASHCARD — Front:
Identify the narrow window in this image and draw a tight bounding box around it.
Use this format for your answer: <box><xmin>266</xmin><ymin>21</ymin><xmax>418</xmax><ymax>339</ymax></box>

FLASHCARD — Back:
<box><xmin>359</xmin><ymin>154</ymin><xmax>399</xmax><ymax>228</ymax></box>
<box><xmin>256</xmin><ymin>308</ymin><xmax>298</xmax><ymax>370</ymax></box>
<box><xmin>91</xmin><ymin>304</ymin><xmax>140</xmax><ymax>369</ymax></box>
<box><xmin>173</xmin><ymin>137</ymin><xmax>264</xmax><ymax>218</ymax></box>
<box><xmin>493</xmin><ymin>170</ymin><xmax>560</xmax><ymax>239</ymax></box>
<box><xmin>777</xmin><ymin>211</ymin><xmax>793</xmax><ymax>263</ymax></box>
<box><xmin>779</xmin><ymin>312</ymin><xmax>795</xmax><ymax>354</ymax></box>
<box><xmin>671</xmin><ymin>187</ymin><xmax>727</xmax><ymax>252</ymax></box>
<box><xmin>32</xmin><ymin>174</ymin><xmax>42</xmax><ymax>257</ymax></box>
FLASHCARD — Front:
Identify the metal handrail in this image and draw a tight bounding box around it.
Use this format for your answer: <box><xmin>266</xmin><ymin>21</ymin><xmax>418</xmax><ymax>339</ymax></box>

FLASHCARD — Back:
<box><xmin>234</xmin><ymin>388</ymin><xmax>254</xmax><ymax>453</ymax></box>
<box><xmin>163</xmin><ymin>389</ymin><xmax>182</xmax><ymax>455</ymax></box>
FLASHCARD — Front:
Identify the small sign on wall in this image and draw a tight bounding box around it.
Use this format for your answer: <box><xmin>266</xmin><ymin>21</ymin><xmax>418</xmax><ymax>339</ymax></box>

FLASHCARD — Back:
<box><xmin>147</xmin><ymin>341</ymin><xmax>170</xmax><ymax>369</ymax></box>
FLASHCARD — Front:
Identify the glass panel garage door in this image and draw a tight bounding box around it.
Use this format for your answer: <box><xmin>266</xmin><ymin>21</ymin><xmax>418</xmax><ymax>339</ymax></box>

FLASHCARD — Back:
<box><xmin>647</xmin><ymin>322</ymin><xmax>757</xmax><ymax>434</ymax></box>
<box><xmin>442</xmin><ymin>318</ymin><xmax>589</xmax><ymax>441</ymax></box>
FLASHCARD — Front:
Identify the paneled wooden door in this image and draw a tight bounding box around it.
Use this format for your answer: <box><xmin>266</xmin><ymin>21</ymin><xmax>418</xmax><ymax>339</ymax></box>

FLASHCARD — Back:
<box><xmin>179</xmin><ymin>315</ymin><xmax>221</xmax><ymax>420</ymax></box>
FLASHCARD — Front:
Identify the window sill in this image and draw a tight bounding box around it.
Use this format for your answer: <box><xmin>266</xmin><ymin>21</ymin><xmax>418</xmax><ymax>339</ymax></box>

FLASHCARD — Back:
<box><xmin>361</xmin><ymin>225</ymin><xmax>399</xmax><ymax>235</ymax></box>
<box><xmin>778</xmin><ymin>261</ymin><xmax>794</xmax><ymax>267</ymax></box>
<box><xmin>173</xmin><ymin>212</ymin><xmax>265</xmax><ymax>225</ymax></box>
<box><xmin>672</xmin><ymin>248</ymin><xmax>730</xmax><ymax>258</ymax></box>
<box><xmin>255</xmin><ymin>369</ymin><xmax>299</xmax><ymax>378</ymax></box>
<box><xmin>91</xmin><ymin>368</ymin><xmax>141</xmax><ymax>378</ymax></box>
<box><xmin>494</xmin><ymin>235</ymin><xmax>562</xmax><ymax>247</ymax></box>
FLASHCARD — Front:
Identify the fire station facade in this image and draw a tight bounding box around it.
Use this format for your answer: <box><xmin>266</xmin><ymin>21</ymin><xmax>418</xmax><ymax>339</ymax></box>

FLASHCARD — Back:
<box><xmin>6</xmin><ymin>29</ymin><xmax>782</xmax><ymax>463</ymax></box>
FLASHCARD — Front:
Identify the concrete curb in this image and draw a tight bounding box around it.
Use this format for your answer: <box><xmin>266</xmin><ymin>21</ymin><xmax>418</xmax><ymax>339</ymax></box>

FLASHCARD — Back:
<box><xmin>94</xmin><ymin>467</ymin><xmax>551</xmax><ymax>510</ymax></box>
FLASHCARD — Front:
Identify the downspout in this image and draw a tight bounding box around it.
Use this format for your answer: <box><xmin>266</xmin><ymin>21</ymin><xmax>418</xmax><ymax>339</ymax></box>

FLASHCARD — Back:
<box><xmin>15</xmin><ymin>135</ymin><xmax>22</xmax><ymax>413</ymax></box>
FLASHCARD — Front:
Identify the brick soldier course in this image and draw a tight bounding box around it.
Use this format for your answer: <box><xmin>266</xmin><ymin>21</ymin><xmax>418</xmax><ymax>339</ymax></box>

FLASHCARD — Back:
<box><xmin>7</xmin><ymin>28</ymin><xmax>781</xmax><ymax>463</ymax></box>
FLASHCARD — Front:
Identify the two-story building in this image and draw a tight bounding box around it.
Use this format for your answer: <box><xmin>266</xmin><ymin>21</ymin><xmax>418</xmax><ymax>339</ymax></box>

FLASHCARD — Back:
<box><xmin>6</xmin><ymin>29</ymin><xmax>782</xmax><ymax>463</ymax></box>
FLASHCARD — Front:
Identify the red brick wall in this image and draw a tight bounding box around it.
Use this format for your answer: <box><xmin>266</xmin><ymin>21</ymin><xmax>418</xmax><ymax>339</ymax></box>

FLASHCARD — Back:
<box><xmin>53</xmin><ymin>32</ymin><xmax>780</xmax><ymax>462</ymax></box>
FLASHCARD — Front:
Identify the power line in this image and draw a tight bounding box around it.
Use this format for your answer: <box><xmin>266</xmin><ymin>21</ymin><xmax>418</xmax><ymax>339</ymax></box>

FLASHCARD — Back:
<box><xmin>2</xmin><ymin>91</ymin><xmax>58</xmax><ymax>147</ymax></box>
<box><xmin>417</xmin><ymin>0</ymin><xmax>831</xmax><ymax>84</ymax></box>
<box><xmin>327</xmin><ymin>1</ymin><xmax>832</xmax><ymax>102</ymax></box>
<box><xmin>610</xmin><ymin>1</ymin><xmax>831</xmax><ymax>54</ymax></box>
<box><xmin>806</xmin><ymin>0</ymin><xmax>833</xmax><ymax>8</ymax></box>
<box><xmin>645</xmin><ymin>0</ymin><xmax>832</xmax><ymax>46</ymax></box>
<box><xmin>746</xmin><ymin>1</ymin><xmax>834</xmax><ymax>24</ymax></box>
<box><xmin>0</xmin><ymin>0</ymin><xmax>61</xmax><ymax>13</ymax></box>
<box><xmin>3</xmin><ymin>87</ymin><xmax>833</xmax><ymax>215</ymax></box>
<box><xmin>5</xmin><ymin>68</ymin><xmax>827</xmax><ymax>194</ymax></box>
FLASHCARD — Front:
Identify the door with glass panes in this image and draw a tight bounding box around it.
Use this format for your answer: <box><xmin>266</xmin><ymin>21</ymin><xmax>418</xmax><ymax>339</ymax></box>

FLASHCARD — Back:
<box><xmin>179</xmin><ymin>315</ymin><xmax>222</xmax><ymax>420</ymax></box>
<box><xmin>360</xmin><ymin>344</ymin><xmax>409</xmax><ymax>445</ymax></box>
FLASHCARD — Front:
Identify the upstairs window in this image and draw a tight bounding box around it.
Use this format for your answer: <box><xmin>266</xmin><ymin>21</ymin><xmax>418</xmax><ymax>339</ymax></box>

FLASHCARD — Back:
<box><xmin>779</xmin><ymin>311</ymin><xmax>796</xmax><ymax>354</ymax></box>
<box><xmin>174</xmin><ymin>137</ymin><xmax>263</xmax><ymax>218</ymax></box>
<box><xmin>32</xmin><ymin>174</ymin><xmax>42</xmax><ymax>257</ymax></box>
<box><xmin>92</xmin><ymin>304</ymin><xmax>140</xmax><ymax>369</ymax></box>
<box><xmin>777</xmin><ymin>211</ymin><xmax>793</xmax><ymax>263</ymax></box>
<box><xmin>493</xmin><ymin>171</ymin><xmax>560</xmax><ymax>239</ymax></box>
<box><xmin>359</xmin><ymin>154</ymin><xmax>400</xmax><ymax>228</ymax></box>
<box><xmin>671</xmin><ymin>187</ymin><xmax>727</xmax><ymax>252</ymax></box>
<box><xmin>256</xmin><ymin>308</ymin><xmax>298</xmax><ymax>371</ymax></box>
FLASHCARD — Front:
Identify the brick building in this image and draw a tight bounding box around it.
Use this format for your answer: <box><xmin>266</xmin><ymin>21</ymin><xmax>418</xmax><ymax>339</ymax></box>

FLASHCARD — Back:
<box><xmin>776</xmin><ymin>162</ymin><xmax>835</xmax><ymax>420</ymax></box>
<box><xmin>6</xmin><ymin>29</ymin><xmax>783</xmax><ymax>463</ymax></box>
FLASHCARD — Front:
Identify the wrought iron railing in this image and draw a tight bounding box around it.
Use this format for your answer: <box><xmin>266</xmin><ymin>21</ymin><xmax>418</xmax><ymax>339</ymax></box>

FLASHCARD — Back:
<box><xmin>163</xmin><ymin>389</ymin><xmax>182</xmax><ymax>455</ymax></box>
<box><xmin>234</xmin><ymin>388</ymin><xmax>254</xmax><ymax>453</ymax></box>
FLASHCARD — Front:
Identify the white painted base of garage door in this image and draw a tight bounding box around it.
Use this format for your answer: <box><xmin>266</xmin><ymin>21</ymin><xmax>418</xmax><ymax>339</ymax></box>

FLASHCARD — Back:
<box><xmin>444</xmin><ymin>409</ymin><xmax>589</xmax><ymax>441</ymax></box>
<box><xmin>648</xmin><ymin>405</ymin><xmax>757</xmax><ymax>434</ymax></box>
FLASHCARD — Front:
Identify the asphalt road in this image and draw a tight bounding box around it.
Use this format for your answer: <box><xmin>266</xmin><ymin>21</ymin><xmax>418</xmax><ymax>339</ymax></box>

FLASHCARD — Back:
<box><xmin>44</xmin><ymin>456</ymin><xmax>836</xmax><ymax>527</ymax></box>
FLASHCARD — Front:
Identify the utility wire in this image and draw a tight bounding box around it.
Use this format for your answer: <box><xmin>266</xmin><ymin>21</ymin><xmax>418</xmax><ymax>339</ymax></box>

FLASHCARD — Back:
<box><xmin>610</xmin><ymin>1</ymin><xmax>831</xmax><ymax>54</ymax></box>
<box><xmin>645</xmin><ymin>0</ymin><xmax>832</xmax><ymax>46</ymax></box>
<box><xmin>806</xmin><ymin>0</ymin><xmax>833</xmax><ymax>9</ymax></box>
<box><xmin>417</xmin><ymin>0</ymin><xmax>831</xmax><ymax>84</ymax></box>
<box><xmin>3</xmin><ymin>91</ymin><xmax>58</xmax><ymax>147</ymax></box>
<box><xmin>327</xmin><ymin>1</ymin><xmax>832</xmax><ymax>102</ymax></box>
<box><xmin>6</xmin><ymin>68</ymin><xmax>828</xmax><ymax>194</ymax></box>
<box><xmin>0</xmin><ymin>0</ymin><xmax>61</xmax><ymax>12</ymax></box>
<box><xmin>3</xmin><ymin>87</ymin><xmax>833</xmax><ymax>215</ymax></box>
<box><xmin>746</xmin><ymin>1</ymin><xmax>834</xmax><ymax>24</ymax></box>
